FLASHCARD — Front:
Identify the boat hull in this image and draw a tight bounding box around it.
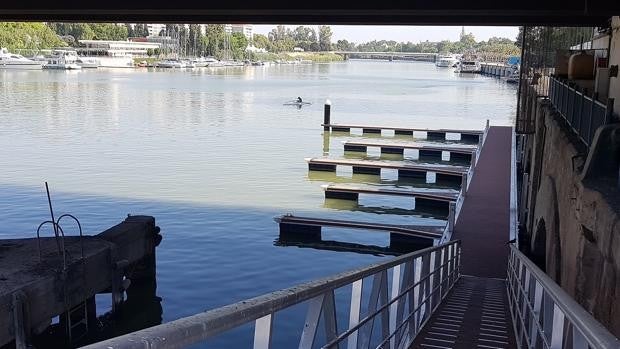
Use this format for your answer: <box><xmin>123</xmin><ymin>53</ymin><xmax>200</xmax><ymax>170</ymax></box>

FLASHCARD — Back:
<box><xmin>0</xmin><ymin>63</ymin><xmax>43</xmax><ymax>70</ymax></box>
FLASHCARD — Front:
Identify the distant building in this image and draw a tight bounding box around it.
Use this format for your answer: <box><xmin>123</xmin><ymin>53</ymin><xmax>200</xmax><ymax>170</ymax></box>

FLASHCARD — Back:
<box><xmin>77</xmin><ymin>40</ymin><xmax>161</xmax><ymax>57</ymax></box>
<box><xmin>231</xmin><ymin>24</ymin><xmax>253</xmax><ymax>39</ymax></box>
<box><xmin>147</xmin><ymin>24</ymin><xmax>166</xmax><ymax>37</ymax></box>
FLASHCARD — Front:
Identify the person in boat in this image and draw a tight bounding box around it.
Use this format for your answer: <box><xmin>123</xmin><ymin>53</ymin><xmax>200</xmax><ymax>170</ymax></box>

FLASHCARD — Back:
<box><xmin>297</xmin><ymin>97</ymin><xmax>302</xmax><ymax>103</ymax></box>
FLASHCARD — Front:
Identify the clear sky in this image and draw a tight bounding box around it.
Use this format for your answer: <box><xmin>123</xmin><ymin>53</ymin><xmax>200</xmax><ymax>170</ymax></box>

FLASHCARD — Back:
<box><xmin>252</xmin><ymin>25</ymin><xmax>519</xmax><ymax>43</ymax></box>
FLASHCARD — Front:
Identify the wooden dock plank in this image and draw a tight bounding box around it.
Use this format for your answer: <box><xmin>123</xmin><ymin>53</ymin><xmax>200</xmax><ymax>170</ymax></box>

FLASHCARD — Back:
<box><xmin>306</xmin><ymin>158</ymin><xmax>468</xmax><ymax>176</ymax></box>
<box><xmin>275</xmin><ymin>215</ymin><xmax>444</xmax><ymax>238</ymax></box>
<box><xmin>322</xmin><ymin>184</ymin><xmax>459</xmax><ymax>201</ymax></box>
<box><xmin>322</xmin><ymin>123</ymin><xmax>483</xmax><ymax>135</ymax></box>
<box><xmin>343</xmin><ymin>140</ymin><xmax>477</xmax><ymax>154</ymax></box>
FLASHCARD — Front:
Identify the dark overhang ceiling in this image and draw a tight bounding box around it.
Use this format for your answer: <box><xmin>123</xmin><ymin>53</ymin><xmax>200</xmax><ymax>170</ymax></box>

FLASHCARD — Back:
<box><xmin>1</xmin><ymin>0</ymin><xmax>618</xmax><ymax>25</ymax></box>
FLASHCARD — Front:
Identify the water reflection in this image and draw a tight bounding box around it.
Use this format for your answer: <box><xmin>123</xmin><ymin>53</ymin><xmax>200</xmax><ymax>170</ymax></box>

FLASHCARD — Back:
<box><xmin>322</xmin><ymin>199</ymin><xmax>449</xmax><ymax>219</ymax></box>
<box><xmin>275</xmin><ymin>238</ymin><xmax>403</xmax><ymax>257</ymax></box>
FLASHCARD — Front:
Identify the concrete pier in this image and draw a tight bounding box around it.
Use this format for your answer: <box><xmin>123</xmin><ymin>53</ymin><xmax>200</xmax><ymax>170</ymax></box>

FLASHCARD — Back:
<box><xmin>0</xmin><ymin>215</ymin><xmax>162</xmax><ymax>348</ymax></box>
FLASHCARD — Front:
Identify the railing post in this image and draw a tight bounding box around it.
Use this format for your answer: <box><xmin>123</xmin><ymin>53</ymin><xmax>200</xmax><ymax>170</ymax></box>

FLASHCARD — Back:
<box><xmin>447</xmin><ymin>202</ymin><xmax>456</xmax><ymax>234</ymax></box>
<box><xmin>253</xmin><ymin>314</ymin><xmax>273</xmax><ymax>349</ymax></box>
<box><xmin>585</xmin><ymin>93</ymin><xmax>597</xmax><ymax>146</ymax></box>
<box><xmin>460</xmin><ymin>172</ymin><xmax>468</xmax><ymax>195</ymax></box>
<box><xmin>389</xmin><ymin>264</ymin><xmax>402</xmax><ymax>349</ymax></box>
<box><xmin>605</xmin><ymin>98</ymin><xmax>615</xmax><ymax>124</ymax></box>
<box><xmin>420</xmin><ymin>253</ymin><xmax>431</xmax><ymax>325</ymax></box>
<box><xmin>299</xmin><ymin>295</ymin><xmax>324</xmax><ymax>349</ymax></box>
<box><xmin>347</xmin><ymin>280</ymin><xmax>362</xmax><ymax>349</ymax></box>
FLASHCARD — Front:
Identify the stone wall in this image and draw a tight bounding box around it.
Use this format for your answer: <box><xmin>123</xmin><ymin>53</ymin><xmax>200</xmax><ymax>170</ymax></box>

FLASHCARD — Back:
<box><xmin>522</xmin><ymin>100</ymin><xmax>620</xmax><ymax>336</ymax></box>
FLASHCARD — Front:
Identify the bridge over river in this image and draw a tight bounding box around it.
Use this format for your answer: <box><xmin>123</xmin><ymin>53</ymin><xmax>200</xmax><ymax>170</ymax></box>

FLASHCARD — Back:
<box><xmin>334</xmin><ymin>51</ymin><xmax>438</xmax><ymax>62</ymax></box>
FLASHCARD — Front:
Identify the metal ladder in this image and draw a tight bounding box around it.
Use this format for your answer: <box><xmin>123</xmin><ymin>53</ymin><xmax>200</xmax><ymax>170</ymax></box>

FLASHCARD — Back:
<box><xmin>37</xmin><ymin>213</ymin><xmax>88</xmax><ymax>345</ymax></box>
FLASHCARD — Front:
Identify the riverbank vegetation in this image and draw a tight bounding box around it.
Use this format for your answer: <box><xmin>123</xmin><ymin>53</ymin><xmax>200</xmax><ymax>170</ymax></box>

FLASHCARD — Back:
<box><xmin>1</xmin><ymin>22</ymin><xmax>518</xmax><ymax>62</ymax></box>
<box><xmin>253</xmin><ymin>51</ymin><xmax>344</xmax><ymax>63</ymax></box>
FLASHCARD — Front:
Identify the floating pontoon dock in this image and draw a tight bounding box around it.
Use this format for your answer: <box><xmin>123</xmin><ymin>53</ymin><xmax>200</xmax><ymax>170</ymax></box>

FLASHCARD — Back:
<box><xmin>342</xmin><ymin>140</ymin><xmax>477</xmax><ymax>161</ymax></box>
<box><xmin>275</xmin><ymin>214</ymin><xmax>446</xmax><ymax>248</ymax></box>
<box><xmin>322</xmin><ymin>123</ymin><xmax>483</xmax><ymax>141</ymax></box>
<box><xmin>322</xmin><ymin>184</ymin><xmax>458</xmax><ymax>210</ymax></box>
<box><xmin>306</xmin><ymin>157</ymin><xmax>468</xmax><ymax>181</ymax></box>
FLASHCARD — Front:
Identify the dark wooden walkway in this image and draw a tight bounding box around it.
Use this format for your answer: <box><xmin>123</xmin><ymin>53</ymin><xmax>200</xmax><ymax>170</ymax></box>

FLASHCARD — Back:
<box><xmin>452</xmin><ymin>126</ymin><xmax>512</xmax><ymax>279</ymax></box>
<box><xmin>409</xmin><ymin>126</ymin><xmax>515</xmax><ymax>349</ymax></box>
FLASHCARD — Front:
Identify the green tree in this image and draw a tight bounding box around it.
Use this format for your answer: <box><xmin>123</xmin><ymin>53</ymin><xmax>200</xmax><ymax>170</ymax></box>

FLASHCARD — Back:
<box><xmin>335</xmin><ymin>39</ymin><xmax>356</xmax><ymax>51</ymax></box>
<box><xmin>292</xmin><ymin>26</ymin><xmax>317</xmax><ymax>51</ymax></box>
<box><xmin>204</xmin><ymin>24</ymin><xmax>225</xmax><ymax>57</ymax></box>
<box><xmin>318</xmin><ymin>25</ymin><xmax>332</xmax><ymax>51</ymax></box>
<box><xmin>47</xmin><ymin>23</ymin><xmax>95</xmax><ymax>42</ymax></box>
<box><xmin>90</xmin><ymin>23</ymin><xmax>128</xmax><ymax>41</ymax></box>
<box><xmin>459</xmin><ymin>33</ymin><xmax>476</xmax><ymax>49</ymax></box>
<box><xmin>0</xmin><ymin>22</ymin><xmax>66</xmax><ymax>51</ymax></box>
<box><xmin>252</xmin><ymin>34</ymin><xmax>270</xmax><ymax>50</ymax></box>
<box><xmin>231</xmin><ymin>32</ymin><xmax>248</xmax><ymax>59</ymax></box>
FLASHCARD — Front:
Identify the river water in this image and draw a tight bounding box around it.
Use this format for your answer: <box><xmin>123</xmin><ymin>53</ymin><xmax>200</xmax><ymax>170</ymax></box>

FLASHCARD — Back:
<box><xmin>0</xmin><ymin>60</ymin><xmax>516</xmax><ymax>347</ymax></box>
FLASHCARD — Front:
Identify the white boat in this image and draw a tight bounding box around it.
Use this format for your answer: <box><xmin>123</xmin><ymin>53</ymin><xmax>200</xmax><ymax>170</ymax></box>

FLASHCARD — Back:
<box><xmin>0</xmin><ymin>48</ymin><xmax>43</xmax><ymax>70</ymax></box>
<box><xmin>435</xmin><ymin>54</ymin><xmax>459</xmax><ymax>68</ymax></box>
<box><xmin>156</xmin><ymin>59</ymin><xmax>186</xmax><ymax>68</ymax></box>
<box><xmin>505</xmin><ymin>69</ymin><xmax>520</xmax><ymax>84</ymax></box>
<box><xmin>182</xmin><ymin>60</ymin><xmax>196</xmax><ymax>68</ymax></box>
<box><xmin>455</xmin><ymin>59</ymin><xmax>481</xmax><ymax>73</ymax></box>
<box><xmin>189</xmin><ymin>58</ymin><xmax>209</xmax><ymax>67</ymax></box>
<box><xmin>43</xmin><ymin>50</ymin><xmax>82</xmax><ymax>70</ymax></box>
<box><xmin>76</xmin><ymin>57</ymin><xmax>100</xmax><ymax>68</ymax></box>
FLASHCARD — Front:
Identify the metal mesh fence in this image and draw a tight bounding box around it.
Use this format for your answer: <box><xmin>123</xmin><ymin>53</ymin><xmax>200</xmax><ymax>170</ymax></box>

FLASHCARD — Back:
<box><xmin>515</xmin><ymin>26</ymin><xmax>607</xmax><ymax>134</ymax></box>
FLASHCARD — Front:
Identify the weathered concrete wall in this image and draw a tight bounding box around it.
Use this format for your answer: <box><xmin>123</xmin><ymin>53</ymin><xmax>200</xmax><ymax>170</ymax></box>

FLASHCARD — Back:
<box><xmin>523</xmin><ymin>101</ymin><xmax>620</xmax><ymax>336</ymax></box>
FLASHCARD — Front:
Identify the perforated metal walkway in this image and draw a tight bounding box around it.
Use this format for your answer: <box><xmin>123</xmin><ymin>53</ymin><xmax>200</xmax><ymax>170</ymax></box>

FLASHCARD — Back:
<box><xmin>410</xmin><ymin>127</ymin><xmax>517</xmax><ymax>349</ymax></box>
<box><xmin>410</xmin><ymin>276</ymin><xmax>517</xmax><ymax>349</ymax></box>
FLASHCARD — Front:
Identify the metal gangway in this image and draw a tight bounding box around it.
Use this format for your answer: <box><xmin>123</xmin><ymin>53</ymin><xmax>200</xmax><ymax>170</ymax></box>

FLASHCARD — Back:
<box><xmin>81</xmin><ymin>240</ymin><xmax>620</xmax><ymax>349</ymax></box>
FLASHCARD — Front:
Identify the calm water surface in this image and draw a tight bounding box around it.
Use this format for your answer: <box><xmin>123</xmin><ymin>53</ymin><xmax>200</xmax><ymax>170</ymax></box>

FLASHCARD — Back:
<box><xmin>0</xmin><ymin>60</ymin><xmax>516</xmax><ymax>347</ymax></box>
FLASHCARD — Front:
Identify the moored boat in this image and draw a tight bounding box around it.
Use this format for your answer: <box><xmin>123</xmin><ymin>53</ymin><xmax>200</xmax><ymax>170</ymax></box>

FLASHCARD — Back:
<box><xmin>455</xmin><ymin>59</ymin><xmax>481</xmax><ymax>73</ymax></box>
<box><xmin>0</xmin><ymin>48</ymin><xmax>44</xmax><ymax>70</ymax></box>
<box><xmin>155</xmin><ymin>59</ymin><xmax>186</xmax><ymax>68</ymax></box>
<box><xmin>43</xmin><ymin>50</ymin><xmax>82</xmax><ymax>70</ymax></box>
<box><xmin>436</xmin><ymin>54</ymin><xmax>459</xmax><ymax>67</ymax></box>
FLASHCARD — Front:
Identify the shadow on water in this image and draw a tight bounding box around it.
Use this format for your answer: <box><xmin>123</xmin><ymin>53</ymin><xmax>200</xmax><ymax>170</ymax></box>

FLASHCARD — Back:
<box><xmin>1</xmin><ymin>183</ymin><xmax>429</xmax><ymax>348</ymax></box>
<box><xmin>322</xmin><ymin>198</ymin><xmax>449</xmax><ymax>219</ymax></box>
<box><xmin>31</xmin><ymin>277</ymin><xmax>163</xmax><ymax>349</ymax></box>
<box><xmin>275</xmin><ymin>238</ymin><xmax>403</xmax><ymax>257</ymax></box>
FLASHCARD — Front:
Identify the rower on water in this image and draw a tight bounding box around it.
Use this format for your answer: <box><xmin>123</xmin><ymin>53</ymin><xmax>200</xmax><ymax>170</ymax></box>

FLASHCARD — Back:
<box><xmin>297</xmin><ymin>97</ymin><xmax>302</xmax><ymax>103</ymax></box>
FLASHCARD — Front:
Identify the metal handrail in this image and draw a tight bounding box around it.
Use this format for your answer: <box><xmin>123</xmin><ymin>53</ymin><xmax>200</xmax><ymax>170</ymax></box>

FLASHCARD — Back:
<box><xmin>507</xmin><ymin>244</ymin><xmax>620</xmax><ymax>349</ymax></box>
<box><xmin>548</xmin><ymin>75</ymin><xmax>615</xmax><ymax>148</ymax></box>
<box><xmin>81</xmin><ymin>240</ymin><xmax>461</xmax><ymax>349</ymax></box>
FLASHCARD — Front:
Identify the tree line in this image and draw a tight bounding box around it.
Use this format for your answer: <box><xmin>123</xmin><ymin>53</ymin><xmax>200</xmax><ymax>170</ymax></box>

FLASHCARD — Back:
<box><xmin>1</xmin><ymin>22</ymin><xmax>519</xmax><ymax>59</ymax></box>
<box><xmin>336</xmin><ymin>35</ymin><xmax>519</xmax><ymax>56</ymax></box>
